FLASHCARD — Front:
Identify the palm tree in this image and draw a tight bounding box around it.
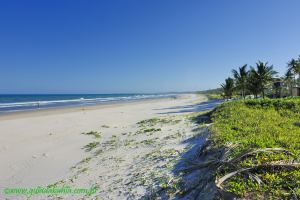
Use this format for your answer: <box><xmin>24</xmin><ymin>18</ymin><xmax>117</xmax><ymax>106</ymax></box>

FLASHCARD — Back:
<box><xmin>247</xmin><ymin>70</ymin><xmax>260</xmax><ymax>98</ymax></box>
<box><xmin>297</xmin><ymin>55</ymin><xmax>300</xmax><ymax>73</ymax></box>
<box><xmin>284</xmin><ymin>70</ymin><xmax>294</xmax><ymax>96</ymax></box>
<box><xmin>287</xmin><ymin>59</ymin><xmax>297</xmax><ymax>86</ymax></box>
<box><xmin>232</xmin><ymin>64</ymin><xmax>248</xmax><ymax>99</ymax></box>
<box><xmin>287</xmin><ymin>58</ymin><xmax>300</xmax><ymax>87</ymax></box>
<box><xmin>221</xmin><ymin>77</ymin><xmax>234</xmax><ymax>100</ymax></box>
<box><xmin>250</xmin><ymin>61</ymin><xmax>277</xmax><ymax>98</ymax></box>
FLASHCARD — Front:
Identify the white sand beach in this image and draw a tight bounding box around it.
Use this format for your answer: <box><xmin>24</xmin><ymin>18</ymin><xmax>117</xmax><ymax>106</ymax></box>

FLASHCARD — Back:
<box><xmin>0</xmin><ymin>94</ymin><xmax>221</xmax><ymax>199</ymax></box>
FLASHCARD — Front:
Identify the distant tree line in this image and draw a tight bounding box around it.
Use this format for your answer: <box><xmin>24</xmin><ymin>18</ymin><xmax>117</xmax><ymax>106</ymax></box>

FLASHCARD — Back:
<box><xmin>221</xmin><ymin>56</ymin><xmax>300</xmax><ymax>99</ymax></box>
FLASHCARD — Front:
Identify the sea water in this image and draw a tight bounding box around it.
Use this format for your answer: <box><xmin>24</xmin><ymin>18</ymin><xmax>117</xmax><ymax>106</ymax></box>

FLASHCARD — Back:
<box><xmin>0</xmin><ymin>93</ymin><xmax>176</xmax><ymax>113</ymax></box>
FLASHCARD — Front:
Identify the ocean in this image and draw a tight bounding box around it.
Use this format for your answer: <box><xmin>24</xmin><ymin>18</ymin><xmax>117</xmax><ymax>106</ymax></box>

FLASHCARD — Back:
<box><xmin>0</xmin><ymin>93</ymin><xmax>177</xmax><ymax>113</ymax></box>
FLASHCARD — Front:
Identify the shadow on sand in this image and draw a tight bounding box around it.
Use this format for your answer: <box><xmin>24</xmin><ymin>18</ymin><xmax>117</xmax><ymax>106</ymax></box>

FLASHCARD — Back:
<box><xmin>143</xmin><ymin>103</ymin><xmax>228</xmax><ymax>200</ymax></box>
<box><xmin>156</xmin><ymin>99</ymin><xmax>223</xmax><ymax>115</ymax></box>
<box><xmin>169</xmin><ymin>114</ymin><xmax>220</xmax><ymax>200</ymax></box>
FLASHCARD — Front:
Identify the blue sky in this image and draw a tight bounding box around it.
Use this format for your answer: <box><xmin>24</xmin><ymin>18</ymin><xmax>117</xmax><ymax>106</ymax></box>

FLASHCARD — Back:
<box><xmin>1</xmin><ymin>0</ymin><xmax>300</xmax><ymax>94</ymax></box>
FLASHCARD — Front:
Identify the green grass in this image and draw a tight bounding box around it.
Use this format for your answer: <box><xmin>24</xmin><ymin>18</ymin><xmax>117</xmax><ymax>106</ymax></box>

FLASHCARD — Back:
<box><xmin>141</xmin><ymin>138</ymin><xmax>157</xmax><ymax>146</ymax></box>
<box><xmin>143</xmin><ymin>128</ymin><xmax>161</xmax><ymax>132</ymax></box>
<box><xmin>210</xmin><ymin>97</ymin><xmax>300</xmax><ymax>198</ymax></box>
<box><xmin>83</xmin><ymin>141</ymin><xmax>100</xmax><ymax>152</ymax></box>
<box><xmin>82</xmin><ymin>131</ymin><xmax>101</xmax><ymax>139</ymax></box>
<box><xmin>135</xmin><ymin>128</ymin><xmax>162</xmax><ymax>135</ymax></box>
<box><xmin>137</xmin><ymin>117</ymin><xmax>180</xmax><ymax>127</ymax></box>
<box><xmin>79</xmin><ymin>157</ymin><xmax>92</xmax><ymax>164</ymax></box>
<box><xmin>103</xmin><ymin>135</ymin><xmax>118</xmax><ymax>149</ymax></box>
<box><xmin>78</xmin><ymin>167</ymin><xmax>88</xmax><ymax>174</ymax></box>
<box><xmin>206</xmin><ymin>93</ymin><xmax>223</xmax><ymax>100</ymax></box>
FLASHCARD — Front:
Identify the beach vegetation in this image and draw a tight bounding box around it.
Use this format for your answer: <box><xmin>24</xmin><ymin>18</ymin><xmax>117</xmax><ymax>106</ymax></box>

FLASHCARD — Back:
<box><xmin>123</xmin><ymin>139</ymin><xmax>135</xmax><ymax>147</ymax></box>
<box><xmin>139</xmin><ymin>128</ymin><xmax>162</xmax><ymax>135</ymax></box>
<box><xmin>143</xmin><ymin>128</ymin><xmax>161</xmax><ymax>133</ymax></box>
<box><xmin>221</xmin><ymin>77</ymin><xmax>234</xmax><ymax>100</ymax></box>
<box><xmin>82</xmin><ymin>131</ymin><xmax>101</xmax><ymax>139</ymax></box>
<box><xmin>206</xmin><ymin>93</ymin><xmax>223</xmax><ymax>100</ymax></box>
<box><xmin>141</xmin><ymin>138</ymin><xmax>157</xmax><ymax>146</ymax></box>
<box><xmin>232</xmin><ymin>64</ymin><xmax>248</xmax><ymax>99</ymax></box>
<box><xmin>103</xmin><ymin>135</ymin><xmax>119</xmax><ymax>149</ymax></box>
<box><xmin>209</xmin><ymin>98</ymin><xmax>300</xmax><ymax>198</ymax></box>
<box><xmin>287</xmin><ymin>57</ymin><xmax>300</xmax><ymax>81</ymax></box>
<box><xmin>285</xmin><ymin>69</ymin><xmax>295</xmax><ymax>96</ymax></box>
<box><xmin>197</xmin><ymin>88</ymin><xmax>223</xmax><ymax>100</ymax></box>
<box><xmin>94</xmin><ymin>149</ymin><xmax>103</xmax><ymax>156</ymax></box>
<box><xmin>249</xmin><ymin>61</ymin><xmax>277</xmax><ymax>98</ymax></box>
<box><xmin>220</xmin><ymin>59</ymin><xmax>300</xmax><ymax>99</ymax></box>
<box><xmin>79</xmin><ymin>157</ymin><xmax>92</xmax><ymax>164</ymax></box>
<box><xmin>78</xmin><ymin>167</ymin><xmax>88</xmax><ymax>174</ymax></box>
<box><xmin>137</xmin><ymin>117</ymin><xmax>180</xmax><ymax>127</ymax></box>
<box><xmin>83</xmin><ymin>141</ymin><xmax>100</xmax><ymax>152</ymax></box>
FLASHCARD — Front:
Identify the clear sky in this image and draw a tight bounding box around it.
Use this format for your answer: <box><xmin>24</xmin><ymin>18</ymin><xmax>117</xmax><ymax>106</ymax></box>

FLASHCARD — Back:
<box><xmin>1</xmin><ymin>0</ymin><xmax>300</xmax><ymax>94</ymax></box>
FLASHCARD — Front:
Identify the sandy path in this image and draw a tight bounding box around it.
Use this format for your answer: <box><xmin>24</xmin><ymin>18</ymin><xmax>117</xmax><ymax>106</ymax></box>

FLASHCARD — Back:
<box><xmin>0</xmin><ymin>94</ymin><xmax>219</xmax><ymax>199</ymax></box>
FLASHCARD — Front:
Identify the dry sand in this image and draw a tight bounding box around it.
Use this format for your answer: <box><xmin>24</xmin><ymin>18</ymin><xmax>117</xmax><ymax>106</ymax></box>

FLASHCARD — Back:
<box><xmin>0</xmin><ymin>94</ymin><xmax>219</xmax><ymax>200</ymax></box>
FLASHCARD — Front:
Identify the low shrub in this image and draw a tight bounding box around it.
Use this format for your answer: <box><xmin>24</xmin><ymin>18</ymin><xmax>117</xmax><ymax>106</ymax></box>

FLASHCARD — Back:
<box><xmin>210</xmin><ymin>97</ymin><xmax>300</xmax><ymax>198</ymax></box>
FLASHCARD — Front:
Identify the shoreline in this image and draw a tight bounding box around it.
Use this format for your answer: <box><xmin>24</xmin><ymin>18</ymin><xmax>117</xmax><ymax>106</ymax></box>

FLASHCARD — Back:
<box><xmin>0</xmin><ymin>94</ymin><xmax>185</xmax><ymax>121</ymax></box>
<box><xmin>0</xmin><ymin>93</ymin><xmax>181</xmax><ymax>117</ymax></box>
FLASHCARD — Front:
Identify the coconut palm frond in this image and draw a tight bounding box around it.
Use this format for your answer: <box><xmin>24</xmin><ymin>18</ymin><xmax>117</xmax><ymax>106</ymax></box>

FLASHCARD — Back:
<box><xmin>216</xmin><ymin>163</ymin><xmax>300</xmax><ymax>189</ymax></box>
<box><xmin>229</xmin><ymin>148</ymin><xmax>296</xmax><ymax>163</ymax></box>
